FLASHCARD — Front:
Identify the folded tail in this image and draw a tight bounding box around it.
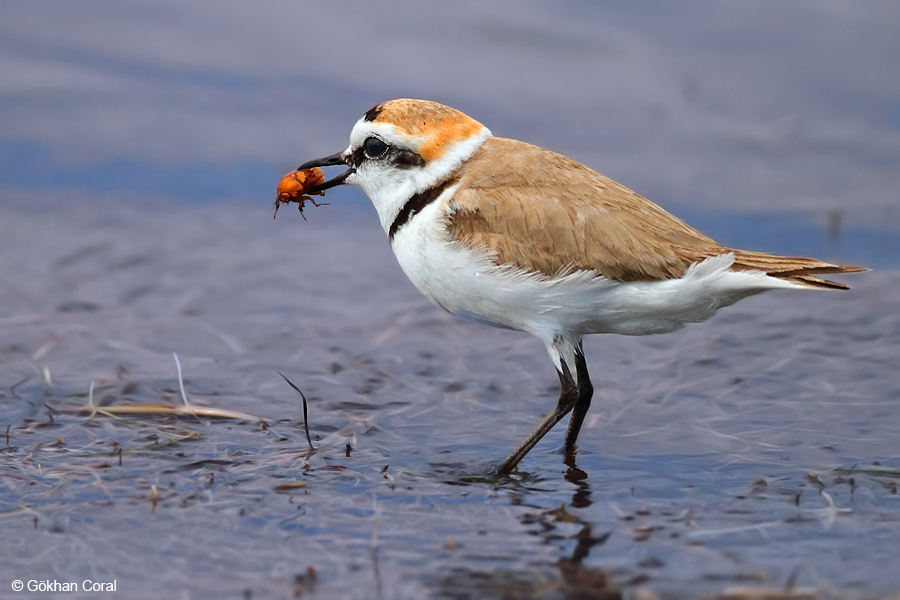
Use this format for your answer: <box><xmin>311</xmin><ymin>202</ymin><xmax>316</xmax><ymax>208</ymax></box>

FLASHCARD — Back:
<box><xmin>730</xmin><ymin>250</ymin><xmax>865</xmax><ymax>290</ymax></box>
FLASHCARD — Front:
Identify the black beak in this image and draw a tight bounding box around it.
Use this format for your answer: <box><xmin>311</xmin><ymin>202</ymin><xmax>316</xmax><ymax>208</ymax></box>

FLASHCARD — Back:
<box><xmin>297</xmin><ymin>151</ymin><xmax>355</xmax><ymax>194</ymax></box>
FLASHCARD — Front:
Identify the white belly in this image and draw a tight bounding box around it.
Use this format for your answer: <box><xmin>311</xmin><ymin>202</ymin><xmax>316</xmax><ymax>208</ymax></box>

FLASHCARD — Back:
<box><xmin>389</xmin><ymin>201</ymin><xmax>800</xmax><ymax>344</ymax></box>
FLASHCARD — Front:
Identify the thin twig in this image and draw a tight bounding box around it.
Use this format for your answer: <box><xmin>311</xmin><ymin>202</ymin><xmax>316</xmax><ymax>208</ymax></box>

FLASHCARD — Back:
<box><xmin>173</xmin><ymin>352</ymin><xmax>190</xmax><ymax>406</ymax></box>
<box><xmin>81</xmin><ymin>380</ymin><xmax>99</xmax><ymax>419</ymax></box>
<box><xmin>277</xmin><ymin>372</ymin><xmax>314</xmax><ymax>451</ymax></box>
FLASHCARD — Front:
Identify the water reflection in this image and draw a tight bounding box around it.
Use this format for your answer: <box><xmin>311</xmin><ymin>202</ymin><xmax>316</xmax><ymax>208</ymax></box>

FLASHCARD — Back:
<box><xmin>564</xmin><ymin>455</ymin><xmax>592</xmax><ymax>510</ymax></box>
<box><xmin>432</xmin><ymin>457</ymin><xmax>623</xmax><ymax>599</ymax></box>
<box><xmin>432</xmin><ymin>559</ymin><xmax>620</xmax><ymax>600</ymax></box>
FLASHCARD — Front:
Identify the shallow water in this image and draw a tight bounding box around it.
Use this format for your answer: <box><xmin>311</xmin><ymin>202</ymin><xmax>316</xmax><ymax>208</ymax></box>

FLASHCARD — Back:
<box><xmin>1</xmin><ymin>198</ymin><xmax>898</xmax><ymax>599</ymax></box>
<box><xmin>2</xmin><ymin>2</ymin><xmax>900</xmax><ymax>598</ymax></box>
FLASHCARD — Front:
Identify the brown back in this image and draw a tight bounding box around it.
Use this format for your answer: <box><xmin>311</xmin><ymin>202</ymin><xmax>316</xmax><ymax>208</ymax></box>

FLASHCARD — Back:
<box><xmin>446</xmin><ymin>138</ymin><xmax>861</xmax><ymax>288</ymax></box>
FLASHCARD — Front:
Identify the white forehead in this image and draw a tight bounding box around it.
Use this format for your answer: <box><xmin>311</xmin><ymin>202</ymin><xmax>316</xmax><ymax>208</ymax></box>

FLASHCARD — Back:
<box><xmin>347</xmin><ymin>119</ymin><xmax>423</xmax><ymax>153</ymax></box>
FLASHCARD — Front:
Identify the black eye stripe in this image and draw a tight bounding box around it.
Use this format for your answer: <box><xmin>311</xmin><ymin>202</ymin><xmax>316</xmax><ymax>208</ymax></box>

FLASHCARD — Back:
<box><xmin>347</xmin><ymin>146</ymin><xmax>366</xmax><ymax>169</ymax></box>
<box><xmin>393</xmin><ymin>149</ymin><xmax>425</xmax><ymax>169</ymax></box>
<box><xmin>347</xmin><ymin>144</ymin><xmax>425</xmax><ymax>170</ymax></box>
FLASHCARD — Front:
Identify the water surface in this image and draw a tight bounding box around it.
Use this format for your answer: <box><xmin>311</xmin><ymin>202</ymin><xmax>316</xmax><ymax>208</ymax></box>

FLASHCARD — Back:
<box><xmin>1</xmin><ymin>2</ymin><xmax>899</xmax><ymax>598</ymax></box>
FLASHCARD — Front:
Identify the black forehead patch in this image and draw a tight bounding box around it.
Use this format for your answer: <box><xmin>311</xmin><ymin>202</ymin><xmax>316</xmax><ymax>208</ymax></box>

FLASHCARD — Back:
<box><xmin>363</xmin><ymin>104</ymin><xmax>384</xmax><ymax>122</ymax></box>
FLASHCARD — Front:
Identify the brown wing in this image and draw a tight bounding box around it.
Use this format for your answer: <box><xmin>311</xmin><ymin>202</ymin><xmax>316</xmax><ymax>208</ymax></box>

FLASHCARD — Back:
<box><xmin>446</xmin><ymin>137</ymin><xmax>726</xmax><ymax>281</ymax></box>
<box><xmin>446</xmin><ymin>137</ymin><xmax>862</xmax><ymax>286</ymax></box>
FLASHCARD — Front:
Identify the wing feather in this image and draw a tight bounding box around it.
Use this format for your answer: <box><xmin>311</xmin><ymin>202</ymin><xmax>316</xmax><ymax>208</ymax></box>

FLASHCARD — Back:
<box><xmin>445</xmin><ymin>137</ymin><xmax>861</xmax><ymax>287</ymax></box>
<box><xmin>446</xmin><ymin>137</ymin><xmax>724</xmax><ymax>281</ymax></box>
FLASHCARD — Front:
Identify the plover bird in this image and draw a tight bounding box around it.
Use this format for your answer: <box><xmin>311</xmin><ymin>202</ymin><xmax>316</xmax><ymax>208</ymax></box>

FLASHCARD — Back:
<box><xmin>297</xmin><ymin>99</ymin><xmax>862</xmax><ymax>474</ymax></box>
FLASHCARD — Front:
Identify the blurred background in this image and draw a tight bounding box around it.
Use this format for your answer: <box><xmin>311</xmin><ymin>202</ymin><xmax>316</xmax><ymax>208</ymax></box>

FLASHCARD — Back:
<box><xmin>2</xmin><ymin>1</ymin><xmax>899</xmax><ymax>245</ymax></box>
<box><xmin>3</xmin><ymin>4</ymin><xmax>900</xmax><ymax>596</ymax></box>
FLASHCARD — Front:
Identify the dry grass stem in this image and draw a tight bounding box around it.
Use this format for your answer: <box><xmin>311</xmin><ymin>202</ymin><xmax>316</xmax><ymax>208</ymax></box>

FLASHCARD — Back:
<box><xmin>68</xmin><ymin>402</ymin><xmax>262</xmax><ymax>422</ymax></box>
<box><xmin>64</xmin><ymin>362</ymin><xmax>264</xmax><ymax>423</ymax></box>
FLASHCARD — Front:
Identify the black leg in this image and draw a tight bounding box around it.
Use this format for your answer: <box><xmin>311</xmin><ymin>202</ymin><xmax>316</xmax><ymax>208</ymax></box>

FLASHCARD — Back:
<box><xmin>496</xmin><ymin>360</ymin><xmax>579</xmax><ymax>475</ymax></box>
<box><xmin>564</xmin><ymin>346</ymin><xmax>593</xmax><ymax>453</ymax></box>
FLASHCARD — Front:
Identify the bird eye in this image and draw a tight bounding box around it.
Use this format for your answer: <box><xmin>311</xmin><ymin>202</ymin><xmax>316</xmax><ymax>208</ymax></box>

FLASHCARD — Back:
<box><xmin>363</xmin><ymin>136</ymin><xmax>388</xmax><ymax>159</ymax></box>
